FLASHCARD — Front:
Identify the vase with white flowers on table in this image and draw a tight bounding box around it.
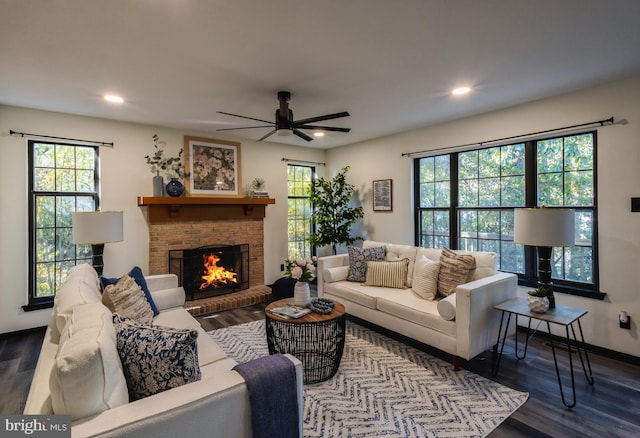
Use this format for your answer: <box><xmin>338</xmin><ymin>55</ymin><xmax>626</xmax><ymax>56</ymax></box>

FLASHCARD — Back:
<box><xmin>284</xmin><ymin>256</ymin><xmax>318</xmax><ymax>306</ymax></box>
<box><xmin>145</xmin><ymin>134</ymin><xmax>190</xmax><ymax>197</ymax></box>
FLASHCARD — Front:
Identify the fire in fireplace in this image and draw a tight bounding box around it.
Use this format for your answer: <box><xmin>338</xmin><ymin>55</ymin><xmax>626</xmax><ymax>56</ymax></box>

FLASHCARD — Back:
<box><xmin>169</xmin><ymin>244</ymin><xmax>249</xmax><ymax>301</ymax></box>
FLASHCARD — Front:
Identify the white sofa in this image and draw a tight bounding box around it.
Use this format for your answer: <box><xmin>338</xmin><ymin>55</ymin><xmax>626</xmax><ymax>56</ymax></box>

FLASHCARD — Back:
<box><xmin>24</xmin><ymin>264</ymin><xmax>304</xmax><ymax>438</ymax></box>
<box><xmin>318</xmin><ymin>241</ymin><xmax>517</xmax><ymax>369</ymax></box>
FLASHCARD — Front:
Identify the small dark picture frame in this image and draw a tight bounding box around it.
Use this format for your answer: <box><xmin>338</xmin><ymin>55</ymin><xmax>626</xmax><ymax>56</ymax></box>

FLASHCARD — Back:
<box><xmin>373</xmin><ymin>179</ymin><xmax>392</xmax><ymax>211</ymax></box>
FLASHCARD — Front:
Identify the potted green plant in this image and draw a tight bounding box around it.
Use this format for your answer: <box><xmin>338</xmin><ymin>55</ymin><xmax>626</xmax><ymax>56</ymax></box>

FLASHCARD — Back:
<box><xmin>308</xmin><ymin>166</ymin><xmax>364</xmax><ymax>255</ymax></box>
<box><xmin>527</xmin><ymin>286</ymin><xmax>550</xmax><ymax>313</ymax></box>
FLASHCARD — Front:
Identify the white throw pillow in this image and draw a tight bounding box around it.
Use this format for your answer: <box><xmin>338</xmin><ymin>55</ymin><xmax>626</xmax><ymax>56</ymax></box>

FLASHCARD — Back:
<box><xmin>411</xmin><ymin>256</ymin><xmax>440</xmax><ymax>300</ymax></box>
<box><xmin>50</xmin><ymin>302</ymin><xmax>128</xmax><ymax>420</ymax></box>
<box><xmin>324</xmin><ymin>266</ymin><xmax>349</xmax><ymax>283</ymax></box>
<box><xmin>437</xmin><ymin>293</ymin><xmax>457</xmax><ymax>320</ymax></box>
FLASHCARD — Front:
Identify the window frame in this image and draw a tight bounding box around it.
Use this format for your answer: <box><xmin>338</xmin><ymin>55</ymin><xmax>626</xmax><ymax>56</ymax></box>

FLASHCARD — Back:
<box><xmin>414</xmin><ymin>131</ymin><xmax>604</xmax><ymax>300</ymax></box>
<box><xmin>26</xmin><ymin>140</ymin><xmax>100</xmax><ymax>310</ymax></box>
<box><xmin>286</xmin><ymin>164</ymin><xmax>316</xmax><ymax>259</ymax></box>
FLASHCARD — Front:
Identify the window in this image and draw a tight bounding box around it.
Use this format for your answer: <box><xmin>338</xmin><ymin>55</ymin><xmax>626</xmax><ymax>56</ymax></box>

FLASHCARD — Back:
<box><xmin>414</xmin><ymin>132</ymin><xmax>599</xmax><ymax>297</ymax></box>
<box><xmin>287</xmin><ymin>164</ymin><xmax>315</xmax><ymax>258</ymax></box>
<box><xmin>27</xmin><ymin>141</ymin><xmax>99</xmax><ymax>309</ymax></box>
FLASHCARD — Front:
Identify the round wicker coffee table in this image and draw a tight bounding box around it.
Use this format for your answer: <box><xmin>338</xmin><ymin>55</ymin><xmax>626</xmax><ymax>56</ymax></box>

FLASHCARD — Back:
<box><xmin>265</xmin><ymin>298</ymin><xmax>346</xmax><ymax>384</ymax></box>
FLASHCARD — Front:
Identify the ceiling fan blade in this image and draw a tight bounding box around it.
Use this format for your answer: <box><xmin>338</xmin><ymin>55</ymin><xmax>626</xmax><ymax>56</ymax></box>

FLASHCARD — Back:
<box><xmin>258</xmin><ymin>129</ymin><xmax>278</xmax><ymax>141</ymax></box>
<box><xmin>296</xmin><ymin>125</ymin><xmax>351</xmax><ymax>133</ymax></box>
<box><xmin>216</xmin><ymin>125</ymin><xmax>275</xmax><ymax>132</ymax></box>
<box><xmin>217</xmin><ymin>111</ymin><xmax>274</xmax><ymax>125</ymax></box>
<box><xmin>293</xmin><ymin>129</ymin><xmax>313</xmax><ymax>142</ymax></box>
<box><xmin>294</xmin><ymin>111</ymin><xmax>350</xmax><ymax>125</ymax></box>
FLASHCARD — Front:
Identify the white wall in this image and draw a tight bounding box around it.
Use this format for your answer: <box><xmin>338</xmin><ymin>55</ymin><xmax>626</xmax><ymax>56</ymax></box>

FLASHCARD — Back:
<box><xmin>0</xmin><ymin>105</ymin><xmax>326</xmax><ymax>333</ymax></box>
<box><xmin>326</xmin><ymin>75</ymin><xmax>640</xmax><ymax>358</ymax></box>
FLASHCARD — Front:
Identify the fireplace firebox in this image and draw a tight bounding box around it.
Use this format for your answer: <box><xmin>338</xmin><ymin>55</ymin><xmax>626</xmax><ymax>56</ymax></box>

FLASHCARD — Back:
<box><xmin>169</xmin><ymin>244</ymin><xmax>249</xmax><ymax>301</ymax></box>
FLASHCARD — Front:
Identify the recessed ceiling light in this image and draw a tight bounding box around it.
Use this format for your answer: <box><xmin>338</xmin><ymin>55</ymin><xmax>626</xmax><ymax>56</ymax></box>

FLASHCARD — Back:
<box><xmin>313</xmin><ymin>131</ymin><xmax>325</xmax><ymax>137</ymax></box>
<box><xmin>452</xmin><ymin>86</ymin><xmax>471</xmax><ymax>96</ymax></box>
<box><xmin>104</xmin><ymin>94</ymin><xmax>124</xmax><ymax>103</ymax></box>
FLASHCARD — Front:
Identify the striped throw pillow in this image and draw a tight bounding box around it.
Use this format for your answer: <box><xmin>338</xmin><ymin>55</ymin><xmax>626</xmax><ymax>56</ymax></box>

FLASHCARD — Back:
<box><xmin>411</xmin><ymin>256</ymin><xmax>440</xmax><ymax>300</ymax></box>
<box><xmin>364</xmin><ymin>259</ymin><xmax>409</xmax><ymax>289</ymax></box>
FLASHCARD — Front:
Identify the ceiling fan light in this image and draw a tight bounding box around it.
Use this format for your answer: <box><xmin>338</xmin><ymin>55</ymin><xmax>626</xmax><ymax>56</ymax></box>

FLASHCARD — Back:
<box><xmin>277</xmin><ymin>128</ymin><xmax>293</xmax><ymax>136</ymax></box>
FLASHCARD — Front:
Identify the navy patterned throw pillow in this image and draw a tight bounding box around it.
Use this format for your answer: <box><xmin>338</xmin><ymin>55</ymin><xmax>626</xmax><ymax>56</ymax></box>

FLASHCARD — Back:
<box><xmin>346</xmin><ymin>246</ymin><xmax>386</xmax><ymax>282</ymax></box>
<box><xmin>113</xmin><ymin>314</ymin><xmax>201</xmax><ymax>401</ymax></box>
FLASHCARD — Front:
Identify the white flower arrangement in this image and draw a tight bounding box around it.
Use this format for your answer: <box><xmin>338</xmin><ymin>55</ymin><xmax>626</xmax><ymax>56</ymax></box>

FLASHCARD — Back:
<box><xmin>284</xmin><ymin>256</ymin><xmax>318</xmax><ymax>283</ymax></box>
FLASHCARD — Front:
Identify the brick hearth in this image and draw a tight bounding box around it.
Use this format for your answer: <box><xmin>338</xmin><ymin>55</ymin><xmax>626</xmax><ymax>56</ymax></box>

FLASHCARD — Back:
<box><xmin>184</xmin><ymin>285</ymin><xmax>272</xmax><ymax>317</ymax></box>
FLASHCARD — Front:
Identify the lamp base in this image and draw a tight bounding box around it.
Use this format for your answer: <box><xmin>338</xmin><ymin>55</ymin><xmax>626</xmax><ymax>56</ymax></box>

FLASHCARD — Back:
<box><xmin>537</xmin><ymin>246</ymin><xmax>555</xmax><ymax>309</ymax></box>
<box><xmin>91</xmin><ymin>243</ymin><xmax>105</xmax><ymax>277</ymax></box>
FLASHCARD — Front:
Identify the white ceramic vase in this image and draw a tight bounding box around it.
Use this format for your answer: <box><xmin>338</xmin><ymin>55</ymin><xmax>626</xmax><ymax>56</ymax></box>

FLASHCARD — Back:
<box><xmin>294</xmin><ymin>281</ymin><xmax>311</xmax><ymax>307</ymax></box>
<box><xmin>527</xmin><ymin>295</ymin><xmax>550</xmax><ymax>313</ymax></box>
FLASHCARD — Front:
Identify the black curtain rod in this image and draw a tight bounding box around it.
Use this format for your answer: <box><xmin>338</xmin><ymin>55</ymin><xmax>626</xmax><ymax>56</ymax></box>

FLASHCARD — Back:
<box><xmin>281</xmin><ymin>158</ymin><xmax>326</xmax><ymax>166</ymax></box>
<box><xmin>10</xmin><ymin>130</ymin><xmax>114</xmax><ymax>147</ymax></box>
<box><xmin>401</xmin><ymin>116</ymin><xmax>615</xmax><ymax>157</ymax></box>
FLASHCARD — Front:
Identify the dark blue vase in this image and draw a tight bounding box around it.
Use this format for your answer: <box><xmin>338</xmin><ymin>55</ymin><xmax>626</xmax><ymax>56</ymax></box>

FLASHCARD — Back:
<box><xmin>165</xmin><ymin>178</ymin><xmax>184</xmax><ymax>197</ymax></box>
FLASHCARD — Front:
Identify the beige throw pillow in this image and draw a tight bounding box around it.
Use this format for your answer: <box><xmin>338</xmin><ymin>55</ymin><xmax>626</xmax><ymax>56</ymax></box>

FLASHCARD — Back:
<box><xmin>411</xmin><ymin>256</ymin><xmax>440</xmax><ymax>300</ymax></box>
<box><xmin>364</xmin><ymin>259</ymin><xmax>409</xmax><ymax>289</ymax></box>
<box><xmin>102</xmin><ymin>274</ymin><xmax>154</xmax><ymax>324</ymax></box>
<box><xmin>437</xmin><ymin>247</ymin><xmax>475</xmax><ymax>297</ymax></box>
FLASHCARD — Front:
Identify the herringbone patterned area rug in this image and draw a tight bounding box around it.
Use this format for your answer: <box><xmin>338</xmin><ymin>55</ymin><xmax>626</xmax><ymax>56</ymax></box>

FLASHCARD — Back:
<box><xmin>209</xmin><ymin>320</ymin><xmax>528</xmax><ymax>438</ymax></box>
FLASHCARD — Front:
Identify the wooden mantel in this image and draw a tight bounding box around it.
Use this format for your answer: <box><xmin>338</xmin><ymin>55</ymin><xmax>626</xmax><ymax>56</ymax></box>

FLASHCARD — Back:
<box><xmin>137</xmin><ymin>196</ymin><xmax>275</xmax><ymax>222</ymax></box>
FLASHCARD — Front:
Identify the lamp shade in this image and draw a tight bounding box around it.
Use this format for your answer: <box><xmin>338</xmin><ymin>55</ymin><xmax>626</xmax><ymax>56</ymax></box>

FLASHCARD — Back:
<box><xmin>72</xmin><ymin>211</ymin><xmax>124</xmax><ymax>244</ymax></box>
<box><xmin>514</xmin><ymin>208</ymin><xmax>575</xmax><ymax>247</ymax></box>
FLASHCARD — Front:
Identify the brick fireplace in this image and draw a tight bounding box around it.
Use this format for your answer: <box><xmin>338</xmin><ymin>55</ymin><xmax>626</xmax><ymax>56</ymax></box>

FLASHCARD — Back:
<box><xmin>138</xmin><ymin>196</ymin><xmax>275</xmax><ymax>316</ymax></box>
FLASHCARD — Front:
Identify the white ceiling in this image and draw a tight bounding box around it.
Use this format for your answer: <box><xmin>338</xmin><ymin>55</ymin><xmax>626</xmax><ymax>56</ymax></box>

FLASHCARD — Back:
<box><xmin>2</xmin><ymin>0</ymin><xmax>640</xmax><ymax>149</ymax></box>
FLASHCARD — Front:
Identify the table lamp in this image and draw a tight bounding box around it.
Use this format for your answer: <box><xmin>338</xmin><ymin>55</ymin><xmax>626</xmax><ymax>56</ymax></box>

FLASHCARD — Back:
<box><xmin>514</xmin><ymin>207</ymin><xmax>575</xmax><ymax>308</ymax></box>
<box><xmin>72</xmin><ymin>211</ymin><xmax>124</xmax><ymax>276</ymax></box>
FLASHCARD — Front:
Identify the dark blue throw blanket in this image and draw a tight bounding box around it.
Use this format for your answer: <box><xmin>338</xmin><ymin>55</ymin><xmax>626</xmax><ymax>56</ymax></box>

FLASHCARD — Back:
<box><xmin>233</xmin><ymin>354</ymin><xmax>300</xmax><ymax>438</ymax></box>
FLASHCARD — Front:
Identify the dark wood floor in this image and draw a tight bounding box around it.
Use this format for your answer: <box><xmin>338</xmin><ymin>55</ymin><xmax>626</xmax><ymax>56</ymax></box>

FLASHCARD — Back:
<box><xmin>3</xmin><ymin>304</ymin><xmax>639</xmax><ymax>438</ymax></box>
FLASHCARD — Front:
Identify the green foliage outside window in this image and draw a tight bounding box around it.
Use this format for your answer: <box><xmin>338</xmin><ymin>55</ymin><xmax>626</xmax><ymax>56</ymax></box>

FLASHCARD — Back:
<box><xmin>30</xmin><ymin>142</ymin><xmax>98</xmax><ymax>301</ymax></box>
<box><xmin>416</xmin><ymin>132</ymin><xmax>596</xmax><ymax>291</ymax></box>
<box><xmin>287</xmin><ymin>165</ymin><xmax>314</xmax><ymax>259</ymax></box>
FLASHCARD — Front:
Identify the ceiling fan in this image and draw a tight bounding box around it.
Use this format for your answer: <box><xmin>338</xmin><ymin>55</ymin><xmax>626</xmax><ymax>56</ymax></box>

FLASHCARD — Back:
<box><xmin>216</xmin><ymin>91</ymin><xmax>350</xmax><ymax>142</ymax></box>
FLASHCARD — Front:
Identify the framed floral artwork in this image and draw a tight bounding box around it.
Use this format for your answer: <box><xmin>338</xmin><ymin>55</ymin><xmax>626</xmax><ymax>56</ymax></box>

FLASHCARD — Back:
<box><xmin>184</xmin><ymin>136</ymin><xmax>241</xmax><ymax>196</ymax></box>
<box><xmin>373</xmin><ymin>179</ymin><xmax>392</xmax><ymax>211</ymax></box>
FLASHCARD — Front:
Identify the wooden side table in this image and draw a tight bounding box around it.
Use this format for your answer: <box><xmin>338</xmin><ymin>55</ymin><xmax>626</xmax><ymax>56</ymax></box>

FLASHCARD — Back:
<box><xmin>491</xmin><ymin>297</ymin><xmax>594</xmax><ymax>408</ymax></box>
<box><xmin>265</xmin><ymin>298</ymin><xmax>346</xmax><ymax>384</ymax></box>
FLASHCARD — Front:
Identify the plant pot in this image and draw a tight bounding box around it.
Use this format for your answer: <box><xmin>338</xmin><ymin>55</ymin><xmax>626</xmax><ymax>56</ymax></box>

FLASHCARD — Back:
<box><xmin>294</xmin><ymin>281</ymin><xmax>311</xmax><ymax>307</ymax></box>
<box><xmin>166</xmin><ymin>178</ymin><xmax>184</xmax><ymax>197</ymax></box>
<box><xmin>527</xmin><ymin>295</ymin><xmax>550</xmax><ymax>313</ymax></box>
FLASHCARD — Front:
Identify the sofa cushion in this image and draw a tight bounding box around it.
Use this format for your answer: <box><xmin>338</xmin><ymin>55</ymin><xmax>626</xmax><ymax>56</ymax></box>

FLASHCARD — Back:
<box><xmin>346</xmin><ymin>245</ymin><xmax>386</xmax><ymax>282</ymax></box>
<box><xmin>113</xmin><ymin>314</ymin><xmax>201</xmax><ymax>401</ymax></box>
<box><xmin>101</xmin><ymin>266</ymin><xmax>160</xmax><ymax>316</ymax></box>
<box><xmin>364</xmin><ymin>241</ymin><xmax>418</xmax><ymax>287</ymax></box>
<box><xmin>437</xmin><ymin>293</ymin><xmax>457</xmax><ymax>321</ymax></box>
<box><xmin>375</xmin><ymin>290</ymin><xmax>456</xmax><ymax>337</ymax></box>
<box><xmin>102</xmin><ymin>274</ymin><xmax>154</xmax><ymax>324</ymax></box>
<box><xmin>365</xmin><ymin>259</ymin><xmax>409</xmax><ymax>289</ymax></box>
<box><xmin>324</xmin><ymin>281</ymin><xmax>400</xmax><ymax>309</ymax></box>
<box><xmin>153</xmin><ymin>307</ymin><xmax>229</xmax><ymax>367</ymax></box>
<box><xmin>411</xmin><ymin>256</ymin><xmax>440</xmax><ymax>300</ymax></box>
<box><xmin>438</xmin><ymin>248</ymin><xmax>475</xmax><ymax>297</ymax></box>
<box><xmin>53</xmin><ymin>264</ymin><xmax>102</xmax><ymax>338</ymax></box>
<box><xmin>50</xmin><ymin>302</ymin><xmax>128</xmax><ymax>420</ymax></box>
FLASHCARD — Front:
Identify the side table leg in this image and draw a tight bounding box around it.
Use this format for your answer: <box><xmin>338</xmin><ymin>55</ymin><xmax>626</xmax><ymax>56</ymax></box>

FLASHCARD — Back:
<box><xmin>572</xmin><ymin>320</ymin><xmax>595</xmax><ymax>385</ymax></box>
<box><xmin>515</xmin><ymin>316</ymin><xmax>532</xmax><ymax>361</ymax></box>
<box><xmin>491</xmin><ymin>311</ymin><xmax>511</xmax><ymax>377</ymax></box>
<box><xmin>547</xmin><ymin>321</ymin><xmax>578</xmax><ymax>408</ymax></box>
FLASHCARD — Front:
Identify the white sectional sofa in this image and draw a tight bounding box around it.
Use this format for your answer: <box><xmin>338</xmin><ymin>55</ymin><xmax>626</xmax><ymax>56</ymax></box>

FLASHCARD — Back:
<box><xmin>318</xmin><ymin>241</ymin><xmax>517</xmax><ymax>369</ymax></box>
<box><xmin>24</xmin><ymin>264</ymin><xmax>303</xmax><ymax>438</ymax></box>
